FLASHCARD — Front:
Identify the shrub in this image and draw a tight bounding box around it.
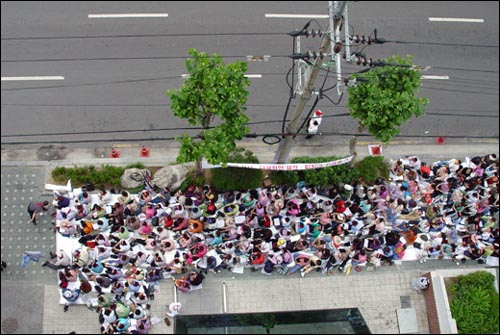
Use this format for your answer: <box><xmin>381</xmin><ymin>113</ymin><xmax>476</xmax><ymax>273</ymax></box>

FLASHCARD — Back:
<box><xmin>270</xmin><ymin>155</ymin><xmax>389</xmax><ymax>187</ymax></box>
<box><xmin>449</xmin><ymin>271</ymin><xmax>499</xmax><ymax>334</ymax></box>
<box><xmin>354</xmin><ymin>156</ymin><xmax>389</xmax><ymax>184</ymax></box>
<box><xmin>52</xmin><ymin>166</ymin><xmax>69</xmax><ymax>183</ymax></box>
<box><xmin>51</xmin><ymin>165</ymin><xmax>125</xmax><ymax>189</ymax></box>
<box><xmin>210</xmin><ymin>147</ymin><xmax>263</xmax><ymax>191</ymax></box>
<box><xmin>179</xmin><ymin>172</ymin><xmax>205</xmax><ymax>192</ymax></box>
<box><xmin>126</xmin><ymin>162</ymin><xmax>145</xmax><ymax>169</ymax></box>
<box><xmin>98</xmin><ymin>165</ymin><xmax>125</xmax><ymax>187</ymax></box>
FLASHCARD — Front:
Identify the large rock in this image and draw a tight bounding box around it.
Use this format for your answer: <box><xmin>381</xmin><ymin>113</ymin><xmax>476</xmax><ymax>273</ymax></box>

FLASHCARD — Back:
<box><xmin>154</xmin><ymin>164</ymin><xmax>193</xmax><ymax>191</ymax></box>
<box><xmin>121</xmin><ymin>168</ymin><xmax>150</xmax><ymax>189</ymax></box>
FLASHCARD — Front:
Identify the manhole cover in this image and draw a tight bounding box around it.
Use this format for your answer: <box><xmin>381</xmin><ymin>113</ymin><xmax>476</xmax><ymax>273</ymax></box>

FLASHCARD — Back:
<box><xmin>2</xmin><ymin>317</ymin><xmax>18</xmax><ymax>333</ymax></box>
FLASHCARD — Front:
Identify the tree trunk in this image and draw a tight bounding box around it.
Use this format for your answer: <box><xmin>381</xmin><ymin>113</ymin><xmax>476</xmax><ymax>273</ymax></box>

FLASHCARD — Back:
<box><xmin>203</xmin><ymin>167</ymin><xmax>212</xmax><ymax>185</ymax></box>
<box><xmin>349</xmin><ymin>123</ymin><xmax>365</xmax><ymax>167</ymax></box>
<box><xmin>195</xmin><ymin>159</ymin><xmax>203</xmax><ymax>177</ymax></box>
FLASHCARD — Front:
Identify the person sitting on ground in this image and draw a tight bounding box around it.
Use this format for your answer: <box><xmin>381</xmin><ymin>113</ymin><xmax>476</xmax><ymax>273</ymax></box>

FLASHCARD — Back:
<box><xmin>300</xmin><ymin>255</ymin><xmax>322</xmax><ymax>277</ymax></box>
<box><xmin>57</xmin><ymin>220</ymin><xmax>77</xmax><ymax>236</ymax></box>
<box><xmin>78</xmin><ymin>192</ymin><xmax>93</xmax><ymax>206</ymax></box>
<box><xmin>72</xmin><ymin>248</ymin><xmax>90</xmax><ymax>268</ymax></box>
<box><xmin>138</xmin><ymin>190</ymin><xmax>152</xmax><ymax>206</ymax></box>
<box><xmin>351</xmin><ymin>249</ymin><xmax>368</xmax><ymax>266</ymax></box>
<box><xmin>98</xmin><ymin>189</ymin><xmax>112</xmax><ymax>206</ymax></box>
<box><xmin>123</xmin><ymin>200</ymin><xmax>140</xmax><ymax>217</ymax></box>
<box><xmin>54</xmin><ymin>195</ymin><xmax>71</xmax><ymax>210</ymax></box>
<box><xmin>378</xmin><ymin>246</ymin><xmax>394</xmax><ymax>265</ymax></box>
<box><xmin>125</xmin><ymin>216</ymin><xmax>141</xmax><ymax>231</ymax></box>
<box><xmin>186</xmin><ymin>271</ymin><xmax>205</xmax><ymax>286</ymax></box>
<box><xmin>74</xmin><ymin>204</ymin><xmax>89</xmax><ymax>220</ymax></box>
<box><xmin>87</xmin><ymin>204</ymin><xmax>106</xmax><ymax>220</ymax></box>
<box><xmin>286</xmin><ymin>253</ymin><xmax>311</xmax><ymax>276</ymax></box>
<box><xmin>118</xmin><ymin>191</ymin><xmax>131</xmax><ymax>205</ymax></box>
<box><xmin>42</xmin><ymin>249</ymin><xmax>71</xmax><ymax>270</ymax></box>
<box><xmin>106</xmin><ymin>202</ymin><xmax>124</xmax><ymax>223</ymax></box>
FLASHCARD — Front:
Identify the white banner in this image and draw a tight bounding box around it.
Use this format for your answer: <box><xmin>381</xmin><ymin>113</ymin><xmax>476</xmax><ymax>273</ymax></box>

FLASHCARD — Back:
<box><xmin>202</xmin><ymin>156</ymin><xmax>353</xmax><ymax>171</ymax></box>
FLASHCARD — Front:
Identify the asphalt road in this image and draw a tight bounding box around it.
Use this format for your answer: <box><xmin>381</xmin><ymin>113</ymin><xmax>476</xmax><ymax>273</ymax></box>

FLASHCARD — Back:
<box><xmin>1</xmin><ymin>1</ymin><xmax>498</xmax><ymax>148</ymax></box>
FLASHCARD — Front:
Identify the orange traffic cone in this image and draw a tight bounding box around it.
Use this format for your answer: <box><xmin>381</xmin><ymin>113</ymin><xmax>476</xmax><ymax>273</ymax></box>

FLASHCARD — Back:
<box><xmin>435</xmin><ymin>136</ymin><xmax>446</xmax><ymax>144</ymax></box>
<box><xmin>140</xmin><ymin>145</ymin><xmax>150</xmax><ymax>157</ymax></box>
<box><xmin>110</xmin><ymin>148</ymin><xmax>120</xmax><ymax>158</ymax></box>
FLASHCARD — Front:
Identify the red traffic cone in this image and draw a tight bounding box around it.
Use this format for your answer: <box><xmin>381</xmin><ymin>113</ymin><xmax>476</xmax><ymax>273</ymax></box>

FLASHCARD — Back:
<box><xmin>435</xmin><ymin>136</ymin><xmax>446</xmax><ymax>145</ymax></box>
<box><xmin>110</xmin><ymin>148</ymin><xmax>120</xmax><ymax>158</ymax></box>
<box><xmin>140</xmin><ymin>145</ymin><xmax>150</xmax><ymax>157</ymax></box>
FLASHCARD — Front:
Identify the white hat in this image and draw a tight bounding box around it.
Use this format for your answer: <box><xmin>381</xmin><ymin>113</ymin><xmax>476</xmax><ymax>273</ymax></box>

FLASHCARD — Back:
<box><xmin>63</xmin><ymin>290</ymin><xmax>73</xmax><ymax>299</ymax></box>
<box><xmin>344</xmin><ymin>184</ymin><xmax>353</xmax><ymax>191</ymax></box>
<box><xmin>259</xmin><ymin>242</ymin><xmax>270</xmax><ymax>253</ymax></box>
<box><xmin>281</xmin><ymin>217</ymin><xmax>291</xmax><ymax>227</ymax></box>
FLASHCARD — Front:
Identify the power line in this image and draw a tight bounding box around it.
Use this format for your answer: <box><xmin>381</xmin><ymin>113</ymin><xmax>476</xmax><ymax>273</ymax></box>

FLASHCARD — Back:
<box><xmin>0</xmin><ymin>103</ymin><xmax>496</xmax><ymax>118</ymax></box>
<box><xmin>0</xmin><ymin>32</ymin><xmax>289</xmax><ymax>41</ymax></box>
<box><xmin>1</xmin><ymin>103</ymin><xmax>498</xmax><ymax>116</ymax></box>
<box><xmin>1</xmin><ymin>55</ymin><xmax>283</xmax><ymax>63</ymax></box>
<box><xmin>3</xmin><ymin>66</ymin><xmax>497</xmax><ymax>97</ymax></box>
<box><xmin>1</xmin><ymin>131</ymin><xmax>497</xmax><ymax>146</ymax></box>
<box><xmin>431</xmin><ymin>66</ymin><xmax>499</xmax><ymax>73</ymax></box>
<box><xmin>3</xmin><ymin>32</ymin><xmax>498</xmax><ymax>49</ymax></box>
<box><xmin>420</xmin><ymin>85</ymin><xmax>499</xmax><ymax>96</ymax></box>
<box><xmin>2</xmin><ymin>54</ymin><xmax>498</xmax><ymax>76</ymax></box>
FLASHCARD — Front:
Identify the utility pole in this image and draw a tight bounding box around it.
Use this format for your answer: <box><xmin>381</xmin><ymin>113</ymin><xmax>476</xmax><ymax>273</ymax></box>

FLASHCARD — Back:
<box><xmin>273</xmin><ymin>1</ymin><xmax>347</xmax><ymax>164</ymax></box>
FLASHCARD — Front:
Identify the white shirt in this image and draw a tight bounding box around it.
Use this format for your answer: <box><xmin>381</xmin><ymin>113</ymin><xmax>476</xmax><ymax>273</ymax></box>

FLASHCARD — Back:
<box><xmin>307</xmin><ymin>117</ymin><xmax>321</xmax><ymax>134</ymax></box>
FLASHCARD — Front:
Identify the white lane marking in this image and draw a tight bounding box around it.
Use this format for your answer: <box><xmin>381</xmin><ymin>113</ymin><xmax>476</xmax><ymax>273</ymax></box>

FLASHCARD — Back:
<box><xmin>429</xmin><ymin>17</ymin><xmax>484</xmax><ymax>23</ymax></box>
<box><xmin>88</xmin><ymin>13</ymin><xmax>169</xmax><ymax>18</ymax></box>
<box><xmin>1</xmin><ymin>76</ymin><xmax>65</xmax><ymax>81</ymax></box>
<box><xmin>421</xmin><ymin>75</ymin><xmax>450</xmax><ymax>80</ymax></box>
<box><xmin>265</xmin><ymin>14</ymin><xmax>329</xmax><ymax>19</ymax></box>
<box><xmin>181</xmin><ymin>74</ymin><xmax>262</xmax><ymax>79</ymax></box>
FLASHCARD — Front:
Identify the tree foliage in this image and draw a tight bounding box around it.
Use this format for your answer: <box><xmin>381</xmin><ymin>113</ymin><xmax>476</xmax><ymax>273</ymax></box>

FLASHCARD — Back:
<box><xmin>449</xmin><ymin>271</ymin><xmax>499</xmax><ymax>334</ymax></box>
<box><xmin>347</xmin><ymin>55</ymin><xmax>429</xmax><ymax>143</ymax></box>
<box><xmin>167</xmin><ymin>48</ymin><xmax>250</xmax><ymax>171</ymax></box>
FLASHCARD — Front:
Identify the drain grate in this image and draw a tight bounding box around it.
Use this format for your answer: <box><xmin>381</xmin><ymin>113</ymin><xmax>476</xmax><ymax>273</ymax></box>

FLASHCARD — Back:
<box><xmin>400</xmin><ymin>295</ymin><xmax>412</xmax><ymax>309</ymax></box>
<box><xmin>2</xmin><ymin>318</ymin><xmax>19</xmax><ymax>333</ymax></box>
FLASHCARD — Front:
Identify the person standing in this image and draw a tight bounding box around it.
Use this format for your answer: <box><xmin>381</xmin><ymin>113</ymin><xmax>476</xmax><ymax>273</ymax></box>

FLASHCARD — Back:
<box><xmin>27</xmin><ymin>200</ymin><xmax>49</xmax><ymax>225</ymax></box>
<box><xmin>305</xmin><ymin>109</ymin><xmax>323</xmax><ymax>139</ymax></box>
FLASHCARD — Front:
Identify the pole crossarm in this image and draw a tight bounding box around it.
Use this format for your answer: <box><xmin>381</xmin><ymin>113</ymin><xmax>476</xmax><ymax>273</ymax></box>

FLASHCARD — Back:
<box><xmin>274</xmin><ymin>1</ymin><xmax>347</xmax><ymax>164</ymax></box>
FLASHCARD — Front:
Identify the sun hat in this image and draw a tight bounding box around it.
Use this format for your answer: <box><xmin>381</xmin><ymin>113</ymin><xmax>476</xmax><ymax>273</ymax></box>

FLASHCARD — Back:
<box><xmin>162</xmin><ymin>239</ymin><xmax>176</xmax><ymax>252</ymax></box>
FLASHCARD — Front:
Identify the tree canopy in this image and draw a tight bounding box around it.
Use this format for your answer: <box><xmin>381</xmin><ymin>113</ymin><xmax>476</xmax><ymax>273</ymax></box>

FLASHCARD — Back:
<box><xmin>167</xmin><ymin>48</ymin><xmax>250</xmax><ymax>170</ymax></box>
<box><xmin>347</xmin><ymin>55</ymin><xmax>429</xmax><ymax>143</ymax></box>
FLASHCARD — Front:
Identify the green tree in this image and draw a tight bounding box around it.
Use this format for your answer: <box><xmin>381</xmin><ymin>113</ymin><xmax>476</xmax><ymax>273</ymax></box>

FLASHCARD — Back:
<box><xmin>167</xmin><ymin>48</ymin><xmax>250</xmax><ymax>175</ymax></box>
<box><xmin>347</xmin><ymin>55</ymin><xmax>429</xmax><ymax>162</ymax></box>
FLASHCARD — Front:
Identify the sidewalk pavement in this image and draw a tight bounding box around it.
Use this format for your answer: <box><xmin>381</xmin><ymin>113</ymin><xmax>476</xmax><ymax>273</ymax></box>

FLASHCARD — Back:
<box><xmin>1</xmin><ymin>138</ymin><xmax>498</xmax><ymax>334</ymax></box>
<box><xmin>2</xmin><ymin>137</ymin><xmax>498</xmax><ymax>167</ymax></box>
